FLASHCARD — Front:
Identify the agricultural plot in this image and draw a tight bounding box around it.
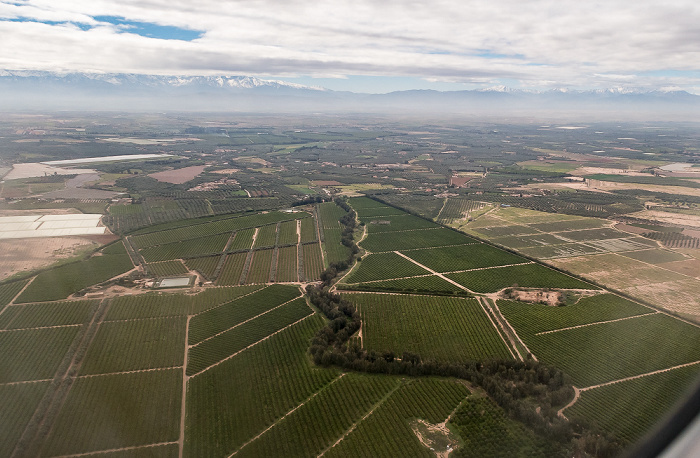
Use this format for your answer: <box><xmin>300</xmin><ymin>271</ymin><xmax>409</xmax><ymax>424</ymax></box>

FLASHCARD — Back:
<box><xmin>130</xmin><ymin>211</ymin><xmax>301</xmax><ymax>249</ymax></box>
<box><xmin>185</xmin><ymin>314</ymin><xmax>339</xmax><ymax>457</ymax></box>
<box><xmin>518</xmin><ymin>243</ymin><xmax>605</xmax><ymax>259</ymax></box>
<box><xmin>491</xmin><ymin>233</ymin><xmax>570</xmax><ymax>249</ymax></box>
<box><xmin>318</xmin><ymin>201</ymin><xmax>348</xmax><ymax>228</ymax></box>
<box><xmin>278</xmin><ymin>220</ymin><xmax>299</xmax><ymax>245</ymax></box>
<box><xmin>139</xmin><ymin>233</ymin><xmax>230</xmax><ymax>262</ymax></box>
<box><xmin>16</xmin><ymin>242</ymin><xmax>134</xmax><ymax>303</ymax></box>
<box><xmin>228</xmin><ymin>228</ymin><xmax>255</xmax><ymax>251</ymax></box>
<box><xmin>246</xmin><ymin>249</ymin><xmax>274</xmax><ymax>283</ymax></box>
<box><xmin>187</xmin><ymin>297</ymin><xmax>312</xmax><ymax>375</ymax></box>
<box><xmin>185</xmin><ymin>255</ymin><xmax>220</xmax><ymax>280</ymax></box>
<box><xmin>216</xmin><ymin>252</ymin><xmax>249</xmax><ymax>286</ymax></box>
<box><xmin>0</xmin><ymin>382</ymin><xmax>51</xmax><ymax>457</ymax></box>
<box><xmin>302</xmin><ymin>243</ymin><xmax>324</xmax><ymax>281</ymax></box>
<box><xmin>2</xmin><ymin>299</ymin><xmax>96</xmax><ymax>329</ymax></box>
<box><xmin>348</xmin><ymin>196</ymin><xmax>388</xmax><ymax>212</ymax></box>
<box><xmin>0</xmin><ymin>278</ymin><xmax>29</xmax><ymax>306</ymax></box>
<box><xmin>323</xmin><ymin>227</ymin><xmax>351</xmax><ymax>265</ymax></box>
<box><xmin>363</xmin><ymin>214</ymin><xmax>440</xmax><ymax>233</ymax></box>
<box><xmin>344</xmin><ymin>252</ymin><xmax>430</xmax><ymax>284</ymax></box>
<box><xmin>345</xmin><ymin>275</ymin><xmax>465</xmax><ymax>294</ymax></box>
<box><xmin>105</xmin><ymin>285</ymin><xmax>264</xmax><ymax>320</ymax></box>
<box><xmin>437</xmin><ymin>198</ymin><xmax>484</xmax><ymax>224</ymax></box>
<box><xmin>450</xmin><ymin>396</ymin><xmax>552</xmax><ymax>458</ymax></box>
<box><xmin>235</xmin><ymin>374</ymin><xmax>399</xmax><ymax>458</ymax></box>
<box><xmin>361</xmin><ymin>227</ymin><xmax>474</xmax><ymax>252</ymax></box>
<box><xmin>528</xmin><ymin>218</ymin><xmax>609</xmax><ymax>232</ymax></box>
<box><xmin>147</xmin><ymin>260</ymin><xmax>189</xmax><ymax>277</ymax></box>
<box><xmin>353</xmin><ymin>205</ymin><xmax>405</xmax><ymax>218</ymax></box>
<box><xmin>42</xmin><ymin>369</ymin><xmax>181</xmax><ymax>456</ymax></box>
<box><xmin>345</xmin><ymin>294</ymin><xmax>514</xmax><ymax>362</ymax></box>
<box><xmin>0</xmin><ymin>326</ymin><xmax>81</xmax><ymax>382</ymax></box>
<box><xmin>324</xmin><ymin>378</ymin><xmax>470</xmax><ymax>458</ymax></box>
<box><xmin>447</xmin><ymin>263</ymin><xmax>595</xmax><ymax>293</ymax></box>
<box><xmin>498</xmin><ymin>295</ymin><xmax>651</xmax><ymax>336</ymax></box>
<box><xmin>188</xmin><ymin>285</ymin><xmax>301</xmax><ymax>345</ymax></box>
<box><xmin>470</xmin><ymin>225</ymin><xmax>540</xmax><ymax>237</ymax></box>
<box><xmin>253</xmin><ymin>224</ymin><xmax>278</xmax><ymax>248</ymax></box>
<box><xmin>275</xmin><ymin>246</ymin><xmax>299</xmax><ymax>282</ymax></box>
<box><xmin>513</xmin><ymin>313</ymin><xmax>700</xmax><ymax>387</ymax></box>
<box><xmin>557</xmin><ymin>227</ymin><xmax>628</xmax><ymax>242</ymax></box>
<box><xmin>80</xmin><ymin>316</ymin><xmax>186</xmax><ymax>374</ymax></box>
<box><xmin>619</xmin><ymin>249</ymin><xmax>688</xmax><ymax>264</ymax></box>
<box><xmin>402</xmin><ymin>243</ymin><xmax>525</xmax><ymax>273</ymax></box>
<box><xmin>566</xmin><ymin>363</ymin><xmax>700</xmax><ymax>445</ymax></box>
<box><xmin>300</xmin><ymin>217</ymin><xmax>318</xmax><ymax>243</ymax></box>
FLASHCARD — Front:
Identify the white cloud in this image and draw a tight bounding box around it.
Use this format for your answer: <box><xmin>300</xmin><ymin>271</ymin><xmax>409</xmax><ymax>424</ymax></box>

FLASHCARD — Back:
<box><xmin>1</xmin><ymin>0</ymin><xmax>700</xmax><ymax>91</ymax></box>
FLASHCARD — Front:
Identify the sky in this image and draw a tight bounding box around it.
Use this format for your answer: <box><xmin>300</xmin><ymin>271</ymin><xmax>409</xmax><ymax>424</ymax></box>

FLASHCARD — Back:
<box><xmin>1</xmin><ymin>0</ymin><xmax>700</xmax><ymax>94</ymax></box>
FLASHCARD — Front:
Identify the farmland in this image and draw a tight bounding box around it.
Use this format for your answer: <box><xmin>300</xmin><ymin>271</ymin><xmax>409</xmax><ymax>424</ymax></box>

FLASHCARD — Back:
<box><xmin>344</xmin><ymin>293</ymin><xmax>515</xmax><ymax>362</ymax></box>
<box><xmin>2</xmin><ymin>115</ymin><xmax>700</xmax><ymax>457</ymax></box>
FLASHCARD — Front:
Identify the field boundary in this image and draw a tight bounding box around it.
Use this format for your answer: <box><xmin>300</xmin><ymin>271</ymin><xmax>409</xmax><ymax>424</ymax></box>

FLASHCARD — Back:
<box><xmin>534</xmin><ymin>311</ymin><xmax>659</xmax><ymax>336</ymax></box>
<box><xmin>230</xmin><ymin>373</ymin><xmax>347</xmax><ymax>457</ymax></box>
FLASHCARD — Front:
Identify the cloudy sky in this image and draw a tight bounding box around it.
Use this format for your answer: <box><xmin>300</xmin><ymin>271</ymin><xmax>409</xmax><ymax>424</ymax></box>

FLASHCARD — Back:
<box><xmin>1</xmin><ymin>0</ymin><xmax>699</xmax><ymax>93</ymax></box>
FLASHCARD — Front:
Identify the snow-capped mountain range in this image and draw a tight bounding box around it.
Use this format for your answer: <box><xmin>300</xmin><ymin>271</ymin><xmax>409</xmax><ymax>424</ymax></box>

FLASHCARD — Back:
<box><xmin>0</xmin><ymin>71</ymin><xmax>698</xmax><ymax>118</ymax></box>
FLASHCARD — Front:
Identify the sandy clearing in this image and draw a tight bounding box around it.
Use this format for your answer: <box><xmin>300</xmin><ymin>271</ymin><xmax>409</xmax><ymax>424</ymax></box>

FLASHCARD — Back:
<box><xmin>0</xmin><ymin>237</ymin><xmax>97</xmax><ymax>280</ymax></box>
<box><xmin>148</xmin><ymin>165</ymin><xmax>207</xmax><ymax>184</ymax></box>
<box><xmin>4</xmin><ymin>163</ymin><xmax>99</xmax><ymax>180</ymax></box>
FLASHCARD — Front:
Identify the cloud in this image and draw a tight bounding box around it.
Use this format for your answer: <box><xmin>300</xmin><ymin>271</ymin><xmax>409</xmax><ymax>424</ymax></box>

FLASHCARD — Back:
<box><xmin>1</xmin><ymin>0</ymin><xmax>700</xmax><ymax>91</ymax></box>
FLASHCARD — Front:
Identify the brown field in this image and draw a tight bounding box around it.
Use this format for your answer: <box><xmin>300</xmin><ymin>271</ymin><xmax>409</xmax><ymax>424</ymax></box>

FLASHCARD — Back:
<box><xmin>661</xmin><ymin>259</ymin><xmax>700</xmax><ymax>278</ymax></box>
<box><xmin>0</xmin><ymin>237</ymin><xmax>98</xmax><ymax>280</ymax></box>
<box><xmin>148</xmin><ymin>165</ymin><xmax>207</xmax><ymax>184</ymax></box>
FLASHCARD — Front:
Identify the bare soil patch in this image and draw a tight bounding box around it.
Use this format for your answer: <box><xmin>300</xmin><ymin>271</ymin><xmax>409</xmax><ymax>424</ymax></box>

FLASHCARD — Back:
<box><xmin>661</xmin><ymin>259</ymin><xmax>700</xmax><ymax>278</ymax></box>
<box><xmin>501</xmin><ymin>289</ymin><xmax>564</xmax><ymax>306</ymax></box>
<box><xmin>0</xmin><ymin>237</ymin><xmax>97</xmax><ymax>280</ymax></box>
<box><xmin>148</xmin><ymin>165</ymin><xmax>207</xmax><ymax>184</ymax></box>
<box><xmin>410</xmin><ymin>419</ymin><xmax>459</xmax><ymax>458</ymax></box>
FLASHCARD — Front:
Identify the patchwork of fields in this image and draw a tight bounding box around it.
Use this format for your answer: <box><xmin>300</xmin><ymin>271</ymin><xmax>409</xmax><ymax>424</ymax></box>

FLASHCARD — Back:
<box><xmin>130</xmin><ymin>206</ymin><xmax>349</xmax><ymax>285</ymax></box>
<box><xmin>452</xmin><ymin>204</ymin><xmax>700</xmax><ymax>321</ymax></box>
<box><xmin>0</xmin><ymin>197</ymin><xmax>698</xmax><ymax>456</ymax></box>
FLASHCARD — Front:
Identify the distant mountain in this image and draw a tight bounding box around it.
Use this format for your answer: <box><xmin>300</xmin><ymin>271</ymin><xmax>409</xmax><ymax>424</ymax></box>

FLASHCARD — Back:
<box><xmin>0</xmin><ymin>71</ymin><xmax>698</xmax><ymax>119</ymax></box>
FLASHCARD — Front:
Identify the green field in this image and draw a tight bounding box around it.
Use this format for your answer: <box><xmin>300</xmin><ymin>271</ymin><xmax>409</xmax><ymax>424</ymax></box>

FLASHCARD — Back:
<box><xmin>345</xmin><ymin>294</ymin><xmax>514</xmax><ymax>362</ymax></box>
<box><xmin>0</xmin><ymin>382</ymin><xmax>51</xmax><ymax>457</ymax></box>
<box><xmin>253</xmin><ymin>224</ymin><xmax>278</xmax><ymax>248</ymax></box>
<box><xmin>80</xmin><ymin>317</ymin><xmax>186</xmax><ymax>374</ymax></box>
<box><xmin>450</xmin><ymin>396</ymin><xmax>554</xmax><ymax>458</ymax></box>
<box><xmin>42</xmin><ymin>369</ymin><xmax>182</xmax><ymax>456</ymax></box>
<box><xmin>344</xmin><ymin>252</ymin><xmax>430</xmax><ymax>283</ymax></box>
<box><xmin>0</xmin><ymin>326</ymin><xmax>82</xmax><ymax>382</ymax></box>
<box><xmin>346</xmin><ymin>275</ymin><xmax>466</xmax><ymax>294</ymax></box>
<box><xmin>188</xmin><ymin>285</ymin><xmax>301</xmax><ymax>345</ymax></box>
<box><xmin>513</xmin><ymin>313</ymin><xmax>700</xmax><ymax>387</ymax></box>
<box><xmin>228</xmin><ymin>228</ymin><xmax>256</xmax><ymax>251</ymax></box>
<box><xmin>187</xmin><ymin>297</ymin><xmax>312</xmax><ymax>375</ymax></box>
<box><xmin>566</xmin><ymin>364</ymin><xmax>700</xmax><ymax>445</ymax></box>
<box><xmin>185</xmin><ymin>255</ymin><xmax>220</xmax><ymax>280</ymax></box>
<box><xmin>278</xmin><ymin>220</ymin><xmax>299</xmax><ymax>245</ymax></box>
<box><xmin>498</xmin><ymin>294</ymin><xmax>652</xmax><ymax>335</ymax></box>
<box><xmin>217</xmin><ymin>252</ymin><xmax>249</xmax><ymax>286</ymax></box>
<box><xmin>147</xmin><ymin>260</ymin><xmax>189</xmax><ymax>277</ymax></box>
<box><xmin>0</xmin><ymin>279</ymin><xmax>30</xmax><ymax>306</ymax></box>
<box><xmin>105</xmin><ymin>285</ymin><xmax>263</xmax><ymax>320</ymax></box>
<box><xmin>235</xmin><ymin>373</ymin><xmax>399</xmax><ymax>458</ymax></box>
<box><xmin>323</xmin><ymin>227</ymin><xmax>351</xmax><ymax>265</ymax></box>
<box><xmin>246</xmin><ymin>249</ymin><xmax>274</xmax><ymax>283</ymax></box>
<box><xmin>402</xmin><ymin>243</ymin><xmax>526</xmax><ymax>273</ymax></box>
<box><xmin>2</xmin><ymin>299</ymin><xmax>97</xmax><ymax>329</ymax></box>
<box><xmin>324</xmin><ymin>378</ymin><xmax>470</xmax><ymax>458</ymax></box>
<box><xmin>276</xmin><ymin>246</ymin><xmax>299</xmax><ymax>282</ymax></box>
<box><xmin>16</xmin><ymin>242</ymin><xmax>134</xmax><ymax>303</ymax></box>
<box><xmin>185</xmin><ymin>314</ymin><xmax>338</xmax><ymax>457</ymax></box>
<box><xmin>139</xmin><ymin>233</ymin><xmax>230</xmax><ymax>262</ymax></box>
<box><xmin>363</xmin><ymin>214</ymin><xmax>440</xmax><ymax>232</ymax></box>
<box><xmin>302</xmin><ymin>243</ymin><xmax>324</xmax><ymax>281</ymax></box>
<box><xmin>361</xmin><ymin>228</ymin><xmax>475</xmax><ymax>252</ymax></box>
<box><xmin>447</xmin><ymin>263</ymin><xmax>596</xmax><ymax>293</ymax></box>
